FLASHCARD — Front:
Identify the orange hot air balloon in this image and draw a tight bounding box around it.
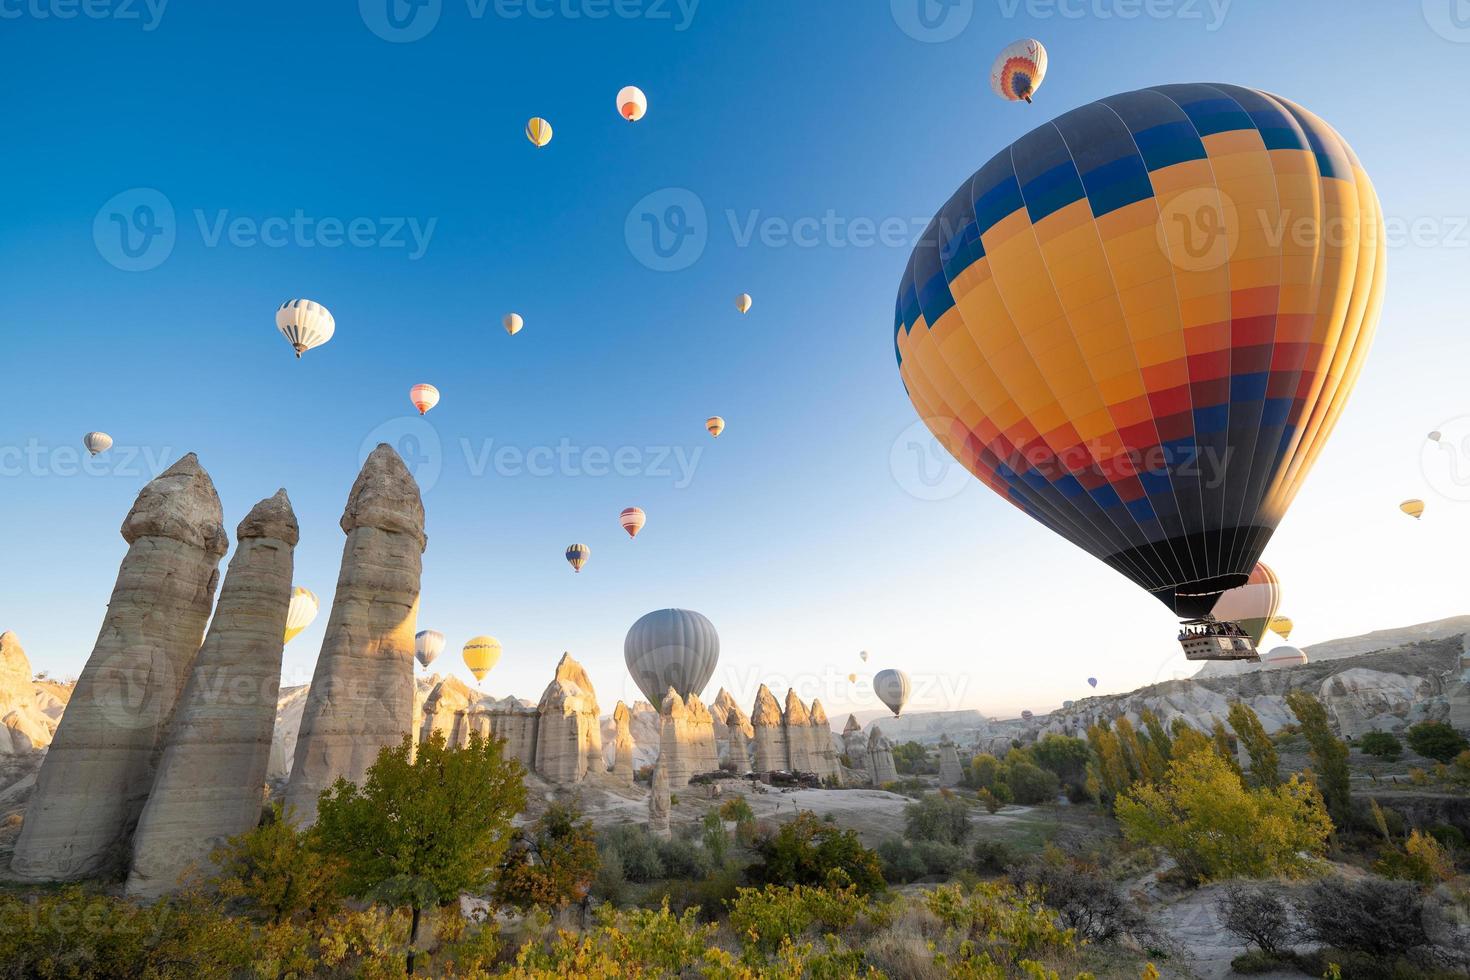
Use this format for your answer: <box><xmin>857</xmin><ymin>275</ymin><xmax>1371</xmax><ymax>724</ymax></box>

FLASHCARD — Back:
<box><xmin>409</xmin><ymin>384</ymin><xmax>440</xmax><ymax>415</ymax></box>
<box><xmin>616</xmin><ymin>85</ymin><xmax>647</xmax><ymax>121</ymax></box>
<box><xmin>706</xmin><ymin>416</ymin><xmax>725</xmax><ymax>437</ymax></box>
<box><xmin>894</xmin><ymin>84</ymin><xmax>1383</xmax><ymax>622</ymax></box>
<box><xmin>620</xmin><ymin>507</ymin><xmax>646</xmax><ymax>538</ymax></box>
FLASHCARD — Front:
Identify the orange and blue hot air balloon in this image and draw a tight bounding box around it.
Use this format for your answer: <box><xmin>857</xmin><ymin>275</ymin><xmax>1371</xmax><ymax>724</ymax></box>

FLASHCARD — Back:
<box><xmin>565</xmin><ymin>543</ymin><xmax>590</xmax><ymax>572</ymax></box>
<box><xmin>894</xmin><ymin>84</ymin><xmax>1384</xmax><ymax>622</ymax></box>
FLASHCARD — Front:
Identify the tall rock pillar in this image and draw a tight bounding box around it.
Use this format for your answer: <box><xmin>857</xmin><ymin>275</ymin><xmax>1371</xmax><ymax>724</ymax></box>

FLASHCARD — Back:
<box><xmin>126</xmin><ymin>491</ymin><xmax>298</xmax><ymax>899</ymax></box>
<box><xmin>726</xmin><ymin>709</ymin><xmax>751</xmax><ymax>773</ymax></box>
<box><xmin>11</xmin><ymin>454</ymin><xmax>227</xmax><ymax>882</ymax></box>
<box><xmin>937</xmin><ymin>734</ymin><xmax>963</xmax><ymax>787</ymax></box>
<box><xmin>657</xmin><ymin>689</ymin><xmax>693</xmax><ymax>789</ymax></box>
<box><xmin>841</xmin><ymin>714</ymin><xmax>865</xmax><ymax>764</ymax></box>
<box><xmin>783</xmin><ymin>690</ymin><xmax>815</xmax><ymax>773</ymax></box>
<box><xmin>285</xmin><ymin>445</ymin><xmax>425</xmax><ymax>826</ymax></box>
<box><xmin>751</xmin><ymin>684</ymin><xmax>787</xmax><ymax>773</ymax></box>
<box><xmin>868</xmin><ymin>726</ymin><xmax>898</xmax><ymax>785</ymax></box>
<box><xmin>809</xmin><ymin>699</ymin><xmax>840</xmax><ymax>784</ymax></box>
<box><xmin>612</xmin><ymin>701</ymin><xmax>635</xmax><ymax>784</ymax></box>
<box><xmin>684</xmin><ymin>693</ymin><xmax>720</xmax><ymax>775</ymax></box>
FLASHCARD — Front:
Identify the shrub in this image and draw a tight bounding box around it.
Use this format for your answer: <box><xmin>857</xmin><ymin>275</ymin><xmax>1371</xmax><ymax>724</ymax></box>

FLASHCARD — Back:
<box><xmin>971</xmin><ymin>838</ymin><xmax>1015</xmax><ymax>874</ymax></box>
<box><xmin>878</xmin><ymin>837</ymin><xmax>967</xmax><ymax>884</ymax></box>
<box><xmin>1009</xmin><ymin>856</ymin><xmax>1140</xmax><ymax>942</ymax></box>
<box><xmin>497</xmin><ymin>801</ymin><xmax>601</xmax><ymax>910</ymax></box>
<box><xmin>747</xmin><ymin>811</ymin><xmax>885</xmax><ymax>895</ymax></box>
<box><xmin>976</xmin><ymin>787</ymin><xmax>1004</xmax><ymax>813</ymax></box>
<box><xmin>1230</xmin><ymin>948</ymin><xmax>1299</xmax><ymax>974</ymax></box>
<box><xmin>1374</xmin><ymin>829</ymin><xmax>1456</xmax><ymax>885</ymax></box>
<box><xmin>1219</xmin><ymin>883</ymin><xmax>1298</xmax><ymax>955</ymax></box>
<box><xmin>1405</xmin><ymin>721</ymin><xmax>1469</xmax><ymax>763</ymax></box>
<box><xmin>1295</xmin><ymin>876</ymin><xmax>1431</xmax><ymax>959</ymax></box>
<box><xmin>1359</xmin><ymin>731</ymin><xmax>1403</xmax><ymax>760</ymax></box>
<box><xmin>727</xmin><ymin>877</ymin><xmax>875</xmax><ymax>956</ymax></box>
<box><xmin>968</xmin><ymin>752</ymin><xmax>1002</xmax><ymax>790</ymax></box>
<box><xmin>599</xmin><ymin>823</ymin><xmax>666</xmax><ymax>882</ymax></box>
<box><xmin>893</xmin><ymin>740</ymin><xmax>933</xmax><ymax>775</ymax></box>
<box><xmin>1030</xmin><ymin>734</ymin><xmax>1092</xmax><ymax>794</ymax></box>
<box><xmin>1116</xmin><ymin>747</ymin><xmax>1332</xmax><ymax>882</ymax></box>
<box><xmin>903</xmin><ymin>791</ymin><xmax>972</xmax><ymax>846</ymax></box>
<box><xmin>718</xmin><ymin>796</ymin><xmax>755</xmax><ymax>825</ymax></box>
<box><xmin>211</xmin><ymin>802</ymin><xmax>344</xmax><ymax>925</ymax></box>
<box><xmin>1003</xmin><ymin>760</ymin><xmax>1061</xmax><ymax>805</ymax></box>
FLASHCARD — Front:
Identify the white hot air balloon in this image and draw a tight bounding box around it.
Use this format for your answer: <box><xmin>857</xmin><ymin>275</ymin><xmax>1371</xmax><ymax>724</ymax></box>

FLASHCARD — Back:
<box><xmin>873</xmin><ymin>668</ymin><xmax>911</xmax><ymax>717</ymax></box>
<box><xmin>283</xmin><ymin>587</ymin><xmax>319</xmax><ymax>644</ymax></box>
<box><xmin>83</xmin><ymin>432</ymin><xmax>113</xmax><ymax>456</ymax></box>
<box><xmin>503</xmin><ymin>312</ymin><xmax>524</xmax><ymax>336</ymax></box>
<box><xmin>1261</xmin><ymin>646</ymin><xmax>1308</xmax><ymax>668</ymax></box>
<box><xmin>616</xmin><ymin>85</ymin><xmax>647</xmax><ymax>121</ymax></box>
<box><xmin>624</xmin><ymin>608</ymin><xmax>720</xmax><ymax>709</ymax></box>
<box><xmin>415</xmin><ymin>629</ymin><xmax>446</xmax><ymax>668</ymax></box>
<box><xmin>990</xmin><ymin>38</ymin><xmax>1048</xmax><ymax>104</ymax></box>
<box><xmin>276</xmin><ymin>299</ymin><xmax>336</xmax><ymax>358</ymax></box>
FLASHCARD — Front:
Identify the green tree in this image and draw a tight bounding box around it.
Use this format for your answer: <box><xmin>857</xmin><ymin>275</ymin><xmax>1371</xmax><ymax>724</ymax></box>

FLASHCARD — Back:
<box><xmin>892</xmin><ymin>740</ymin><xmax>931</xmax><ymax>774</ymax></box>
<box><xmin>1114</xmin><ymin>717</ymin><xmax>1147</xmax><ymax>782</ymax></box>
<box><xmin>1141</xmin><ymin>709</ymin><xmax>1174</xmax><ymax>763</ymax></box>
<box><xmin>747</xmin><ymin>811</ymin><xmax>885</xmax><ymax>895</ymax></box>
<box><xmin>1116</xmin><ymin>748</ymin><xmax>1332</xmax><ymax>882</ymax></box>
<box><xmin>1030</xmin><ymin>734</ymin><xmax>1091</xmax><ymax>793</ymax></box>
<box><xmin>1405</xmin><ymin>721</ymin><xmax>1469</xmax><ymax>763</ymax></box>
<box><xmin>211</xmin><ymin>802</ymin><xmax>344</xmax><ymax>926</ymax></box>
<box><xmin>1086</xmin><ymin>723</ymin><xmax>1131</xmax><ymax>805</ymax></box>
<box><xmin>903</xmin><ymin>791</ymin><xmax>971</xmax><ymax>846</ymax></box>
<box><xmin>314</xmin><ymin>730</ymin><xmax>526</xmax><ymax>975</ymax></box>
<box><xmin>497</xmin><ymin>801</ymin><xmax>601</xmax><ymax>910</ymax></box>
<box><xmin>1211</xmin><ymin>719</ymin><xmax>1243</xmax><ymax>779</ymax></box>
<box><xmin>1358</xmin><ymin>730</ymin><xmax>1402</xmax><ymax>760</ymax></box>
<box><xmin>968</xmin><ymin>752</ymin><xmax>1002</xmax><ymax>790</ymax></box>
<box><xmin>1227</xmin><ymin>701</ymin><xmax>1280</xmax><ymax>788</ymax></box>
<box><xmin>1286</xmin><ymin>690</ymin><xmax>1351</xmax><ymax>828</ymax></box>
<box><xmin>1002</xmin><ymin>760</ymin><xmax>1061</xmax><ymax>805</ymax></box>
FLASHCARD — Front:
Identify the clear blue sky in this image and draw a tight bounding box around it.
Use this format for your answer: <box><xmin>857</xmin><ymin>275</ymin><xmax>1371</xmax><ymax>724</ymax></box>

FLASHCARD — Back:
<box><xmin>3</xmin><ymin>1</ymin><xmax>1469</xmax><ymax>718</ymax></box>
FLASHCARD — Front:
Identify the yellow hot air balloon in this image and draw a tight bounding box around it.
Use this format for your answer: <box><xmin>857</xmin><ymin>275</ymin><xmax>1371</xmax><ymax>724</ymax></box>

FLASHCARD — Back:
<box><xmin>283</xmin><ymin>587</ymin><xmax>319</xmax><ymax>644</ymax></box>
<box><xmin>525</xmin><ymin>117</ymin><xmax>553</xmax><ymax>147</ymax></box>
<box><xmin>1401</xmin><ymin>499</ymin><xmax>1425</xmax><ymax>519</ymax></box>
<box><xmin>616</xmin><ymin>85</ymin><xmax>647</xmax><ymax>121</ymax></box>
<box><xmin>565</xmin><ymin>543</ymin><xmax>590</xmax><ymax>572</ymax></box>
<box><xmin>705</xmin><ymin>416</ymin><xmax>725</xmax><ymax>437</ymax></box>
<box><xmin>735</xmin><ymin>293</ymin><xmax>752</xmax><ymax>314</ymax></box>
<box><xmin>1268</xmin><ymin>615</ymin><xmax>1294</xmax><ymax>641</ymax></box>
<box><xmin>847</xmin><ymin>672</ymin><xmax>857</xmax><ymax>683</ymax></box>
<box><xmin>503</xmin><ymin>312</ymin><xmax>523</xmax><ymax>336</ymax></box>
<box><xmin>463</xmin><ymin>635</ymin><xmax>502</xmax><ymax>682</ymax></box>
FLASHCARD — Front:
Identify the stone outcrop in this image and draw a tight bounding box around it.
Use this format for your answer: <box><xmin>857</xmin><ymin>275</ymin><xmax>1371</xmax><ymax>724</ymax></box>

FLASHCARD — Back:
<box><xmin>600</xmin><ymin>700</ymin><xmax>659</xmax><ymax>772</ymax></box>
<box><xmin>419</xmin><ymin>675</ymin><xmax>477</xmax><ymax>745</ymax></box>
<box><xmin>649</xmin><ymin>761</ymin><xmax>671</xmax><ymax>839</ymax></box>
<box><xmin>808</xmin><ymin>700</ymin><xmax>840</xmax><ymax>784</ymax></box>
<box><xmin>534</xmin><ymin>653</ymin><xmax>602</xmax><ymax>784</ymax></box>
<box><xmin>1450</xmin><ymin>638</ymin><xmax>1470</xmax><ymax>732</ymax></box>
<box><xmin>868</xmin><ymin>726</ymin><xmax>898</xmax><ymax>785</ymax></box>
<box><xmin>783</xmin><ymin>690</ymin><xmax>815</xmax><ymax>772</ymax></box>
<box><xmin>684</xmin><ymin>693</ymin><xmax>720</xmax><ymax>775</ymax></box>
<box><xmin>484</xmin><ymin>696</ymin><xmax>539</xmax><ymax>770</ymax></box>
<box><xmin>751</xmin><ymin>685</ymin><xmax>786</xmax><ymax>772</ymax></box>
<box><xmin>712</xmin><ymin>688</ymin><xmax>753</xmax><ymax>741</ymax></box>
<box><xmin>612</xmin><ymin>701</ymin><xmax>635</xmax><ymax>784</ymax></box>
<box><xmin>285</xmin><ymin>444</ymin><xmax>425</xmax><ymax>826</ymax></box>
<box><xmin>12</xmin><ymin>454</ymin><xmax>227</xmax><ymax>882</ymax></box>
<box><xmin>1319</xmin><ymin>668</ymin><xmax>1436</xmax><ymax>739</ymax></box>
<box><xmin>657</xmin><ymin>690</ymin><xmax>693</xmax><ymax>789</ymax></box>
<box><xmin>126</xmin><ymin>491</ymin><xmax>298</xmax><ymax>899</ymax></box>
<box><xmin>1</xmin><ymin>633</ymin><xmax>58</xmax><ymax>756</ymax></box>
<box><xmin>937</xmin><ymin>734</ymin><xmax>962</xmax><ymax>787</ymax></box>
<box><xmin>842</xmin><ymin>714</ymin><xmax>865</xmax><ymax>764</ymax></box>
<box><xmin>726</xmin><ymin>709</ymin><xmax>750</xmax><ymax>772</ymax></box>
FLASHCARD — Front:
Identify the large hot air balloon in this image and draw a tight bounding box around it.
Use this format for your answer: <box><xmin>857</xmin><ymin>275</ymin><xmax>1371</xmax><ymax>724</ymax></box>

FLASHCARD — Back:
<box><xmin>735</xmin><ymin>293</ymin><xmax>752</xmax><ymax>314</ymax></box>
<box><xmin>873</xmin><ymin>668</ymin><xmax>910</xmax><ymax>717</ymax></box>
<box><xmin>415</xmin><ymin>629</ymin><xmax>445</xmax><ymax>668</ymax></box>
<box><xmin>503</xmin><ymin>312</ymin><xmax>524</xmax><ymax>336</ymax></box>
<box><xmin>276</xmin><ymin>299</ymin><xmax>336</xmax><ymax>358</ymax></box>
<box><xmin>83</xmin><ymin>432</ymin><xmax>113</xmax><ymax>456</ymax></box>
<box><xmin>990</xmin><ymin>38</ymin><xmax>1047</xmax><ymax>104</ymax></box>
<box><xmin>616</xmin><ymin>85</ymin><xmax>647</xmax><ymax>121</ymax></box>
<box><xmin>1261</xmin><ymin>645</ymin><xmax>1308</xmax><ymax>668</ymax></box>
<box><xmin>526</xmin><ymin>117</ymin><xmax>553</xmax><ymax>147</ymax></box>
<box><xmin>283</xmin><ymin>587</ymin><xmax>319</xmax><ymax>644</ymax></box>
<box><xmin>463</xmin><ymin>635</ymin><xmax>502</xmax><ymax>682</ymax></box>
<box><xmin>1269</xmin><ymin>615</ymin><xmax>1294</xmax><ymax>641</ymax></box>
<box><xmin>894</xmin><ymin>84</ymin><xmax>1383</xmax><ymax>652</ymax></box>
<box><xmin>1212</xmin><ymin>562</ymin><xmax>1281</xmax><ymax>646</ymax></box>
<box><xmin>624</xmin><ymin>608</ymin><xmax>720</xmax><ymax>708</ymax></box>
<box><xmin>1087</xmin><ymin>677</ymin><xmax>1098</xmax><ymax>689</ymax></box>
<box><xmin>565</xmin><ymin>543</ymin><xmax>590</xmax><ymax>572</ymax></box>
<box><xmin>706</xmin><ymin>416</ymin><xmax>725</xmax><ymax>437</ymax></box>
<box><xmin>620</xmin><ymin>507</ymin><xmax>646</xmax><ymax>538</ymax></box>
<box><xmin>410</xmin><ymin>383</ymin><xmax>440</xmax><ymax>416</ymax></box>
<box><xmin>1401</xmin><ymin>499</ymin><xmax>1425</xmax><ymax>520</ymax></box>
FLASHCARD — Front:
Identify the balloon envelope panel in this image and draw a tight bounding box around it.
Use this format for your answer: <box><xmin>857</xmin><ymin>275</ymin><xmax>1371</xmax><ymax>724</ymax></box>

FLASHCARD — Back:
<box><xmin>894</xmin><ymin>84</ymin><xmax>1384</xmax><ymax>618</ymax></box>
<box><xmin>623</xmin><ymin>608</ymin><xmax>720</xmax><ymax>707</ymax></box>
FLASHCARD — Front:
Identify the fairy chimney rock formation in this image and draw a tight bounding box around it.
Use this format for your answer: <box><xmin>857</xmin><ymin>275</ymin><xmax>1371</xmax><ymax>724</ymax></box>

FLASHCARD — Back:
<box><xmin>726</xmin><ymin>709</ymin><xmax>751</xmax><ymax>772</ymax></box>
<box><xmin>868</xmin><ymin>726</ymin><xmax>898</xmax><ymax>786</ymax></box>
<box><xmin>650</xmin><ymin>761</ymin><xmax>671</xmax><ymax>839</ymax></box>
<box><xmin>612</xmin><ymin>701</ymin><xmax>635</xmax><ymax>784</ymax></box>
<box><xmin>783</xmin><ymin>689</ymin><xmax>815</xmax><ymax>773</ymax></box>
<box><xmin>683</xmin><ymin>692</ymin><xmax>720</xmax><ymax>775</ymax></box>
<box><xmin>842</xmin><ymin>714</ymin><xmax>865</xmax><ymax>763</ymax></box>
<box><xmin>712</xmin><ymin>688</ymin><xmax>754</xmax><ymax>740</ymax></box>
<box><xmin>751</xmin><ymin>684</ymin><xmax>787</xmax><ymax>772</ymax></box>
<box><xmin>419</xmin><ymin>675</ymin><xmax>478</xmax><ymax>745</ymax></box>
<box><xmin>534</xmin><ymin>653</ymin><xmax>603</xmax><ymax>784</ymax></box>
<box><xmin>809</xmin><ymin>699</ymin><xmax>841</xmax><ymax>784</ymax></box>
<box><xmin>12</xmin><ymin>453</ymin><xmax>227</xmax><ymax>882</ymax></box>
<box><xmin>285</xmin><ymin>444</ymin><xmax>425</xmax><ymax>826</ymax></box>
<box><xmin>126</xmin><ymin>490</ymin><xmax>299</xmax><ymax>899</ymax></box>
<box><xmin>657</xmin><ymin>689</ymin><xmax>695</xmax><ymax>789</ymax></box>
<box><xmin>937</xmin><ymin>734</ymin><xmax>963</xmax><ymax>787</ymax></box>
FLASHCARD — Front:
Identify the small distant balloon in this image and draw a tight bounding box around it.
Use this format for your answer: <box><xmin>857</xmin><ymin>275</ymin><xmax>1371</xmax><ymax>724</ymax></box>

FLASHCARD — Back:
<box><xmin>616</xmin><ymin>85</ymin><xmax>647</xmax><ymax>121</ymax></box>
<box><xmin>735</xmin><ymin>293</ymin><xmax>752</xmax><ymax>314</ymax></box>
<box><xmin>415</xmin><ymin>629</ymin><xmax>445</xmax><ymax>668</ymax></box>
<box><xmin>1429</xmin><ymin>431</ymin><xmax>1442</xmax><ymax>443</ymax></box>
<box><xmin>525</xmin><ymin>117</ymin><xmax>553</xmax><ymax>147</ymax></box>
<box><xmin>859</xmin><ymin>650</ymin><xmax>870</xmax><ymax>663</ymax></box>
<box><xmin>283</xmin><ymin>587</ymin><xmax>319</xmax><ymax>644</ymax></box>
<box><xmin>1269</xmin><ymin>615</ymin><xmax>1294</xmax><ymax>641</ymax></box>
<box><xmin>1021</xmin><ymin>709</ymin><xmax>1034</xmax><ymax>722</ymax></box>
<box><xmin>620</xmin><ymin>507</ymin><xmax>646</xmax><ymax>538</ymax></box>
<box><xmin>83</xmin><ymin>432</ymin><xmax>113</xmax><ymax>456</ymax></box>
<box><xmin>409</xmin><ymin>383</ymin><xmax>440</xmax><ymax>416</ymax></box>
<box><xmin>706</xmin><ymin>416</ymin><xmax>725</xmax><ymax>437</ymax></box>
<box><xmin>565</xmin><ymin>542</ymin><xmax>590</xmax><ymax>572</ymax></box>
<box><xmin>1401</xmin><ymin>499</ymin><xmax>1425</xmax><ymax>520</ymax></box>
<box><xmin>848</xmin><ymin>672</ymin><xmax>857</xmax><ymax>683</ymax></box>
<box><xmin>990</xmin><ymin>38</ymin><xmax>1047</xmax><ymax>103</ymax></box>
<box><xmin>276</xmin><ymin>299</ymin><xmax>335</xmax><ymax>358</ymax></box>
<box><xmin>1086</xmin><ymin>677</ymin><xmax>1097</xmax><ymax>689</ymax></box>
<box><xmin>873</xmin><ymin>668</ymin><xmax>911</xmax><ymax>717</ymax></box>
<box><xmin>462</xmin><ymin>635</ymin><xmax>502</xmax><ymax>682</ymax></box>
<box><xmin>503</xmin><ymin>312</ymin><xmax>524</xmax><ymax>336</ymax></box>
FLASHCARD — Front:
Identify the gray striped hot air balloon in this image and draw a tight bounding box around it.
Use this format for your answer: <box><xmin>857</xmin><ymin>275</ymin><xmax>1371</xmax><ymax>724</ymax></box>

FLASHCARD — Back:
<box><xmin>623</xmin><ymin>608</ymin><xmax>719</xmax><ymax>709</ymax></box>
<box><xmin>873</xmin><ymin>668</ymin><xmax>911</xmax><ymax>717</ymax></box>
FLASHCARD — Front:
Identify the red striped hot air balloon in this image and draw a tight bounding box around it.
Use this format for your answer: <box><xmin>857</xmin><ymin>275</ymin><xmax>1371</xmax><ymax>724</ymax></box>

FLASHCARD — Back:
<box><xmin>894</xmin><ymin>84</ymin><xmax>1383</xmax><ymax>650</ymax></box>
<box><xmin>620</xmin><ymin>507</ymin><xmax>646</xmax><ymax>538</ymax></box>
<box><xmin>409</xmin><ymin>384</ymin><xmax>440</xmax><ymax>416</ymax></box>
